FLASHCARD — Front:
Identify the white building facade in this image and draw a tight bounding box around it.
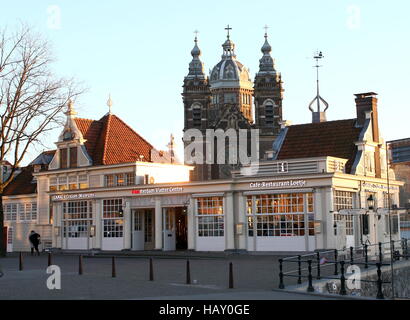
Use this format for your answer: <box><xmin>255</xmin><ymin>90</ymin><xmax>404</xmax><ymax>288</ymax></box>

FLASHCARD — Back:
<box><xmin>2</xmin><ymin>92</ymin><xmax>404</xmax><ymax>253</ymax></box>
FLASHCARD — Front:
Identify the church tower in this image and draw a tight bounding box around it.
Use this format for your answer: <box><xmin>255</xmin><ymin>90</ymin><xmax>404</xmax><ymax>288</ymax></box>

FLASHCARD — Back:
<box><xmin>208</xmin><ymin>26</ymin><xmax>254</xmax><ymax>125</ymax></box>
<box><xmin>182</xmin><ymin>34</ymin><xmax>212</xmax><ymax>181</ymax></box>
<box><xmin>253</xmin><ymin>29</ymin><xmax>284</xmax><ymax>159</ymax></box>
<box><xmin>182</xmin><ymin>27</ymin><xmax>285</xmax><ymax>181</ymax></box>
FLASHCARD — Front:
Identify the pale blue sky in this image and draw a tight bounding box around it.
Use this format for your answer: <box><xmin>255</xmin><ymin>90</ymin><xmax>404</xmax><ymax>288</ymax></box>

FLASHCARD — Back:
<box><xmin>2</xmin><ymin>0</ymin><xmax>410</xmax><ymax>162</ymax></box>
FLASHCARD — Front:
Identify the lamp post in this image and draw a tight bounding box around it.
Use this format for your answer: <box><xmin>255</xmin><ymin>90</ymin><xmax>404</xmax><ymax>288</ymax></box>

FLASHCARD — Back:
<box><xmin>367</xmin><ymin>195</ymin><xmax>375</xmax><ymax>211</ymax></box>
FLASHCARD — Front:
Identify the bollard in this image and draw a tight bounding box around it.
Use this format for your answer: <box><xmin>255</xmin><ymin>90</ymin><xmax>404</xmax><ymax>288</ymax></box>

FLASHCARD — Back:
<box><xmin>186</xmin><ymin>260</ymin><xmax>191</xmax><ymax>285</ymax></box>
<box><xmin>297</xmin><ymin>255</ymin><xmax>302</xmax><ymax>284</ymax></box>
<box><xmin>111</xmin><ymin>256</ymin><xmax>116</xmax><ymax>278</ymax></box>
<box><xmin>19</xmin><ymin>252</ymin><xmax>23</xmax><ymax>271</ymax></box>
<box><xmin>149</xmin><ymin>258</ymin><xmax>154</xmax><ymax>281</ymax></box>
<box><xmin>316</xmin><ymin>252</ymin><xmax>321</xmax><ymax>280</ymax></box>
<box><xmin>379</xmin><ymin>242</ymin><xmax>383</xmax><ymax>263</ymax></box>
<box><xmin>350</xmin><ymin>246</ymin><xmax>354</xmax><ymax>265</ymax></box>
<box><xmin>339</xmin><ymin>261</ymin><xmax>347</xmax><ymax>295</ymax></box>
<box><xmin>364</xmin><ymin>244</ymin><xmax>368</xmax><ymax>269</ymax></box>
<box><xmin>278</xmin><ymin>259</ymin><xmax>285</xmax><ymax>289</ymax></box>
<box><xmin>334</xmin><ymin>249</ymin><xmax>338</xmax><ymax>275</ymax></box>
<box><xmin>228</xmin><ymin>262</ymin><xmax>234</xmax><ymax>289</ymax></box>
<box><xmin>307</xmin><ymin>260</ymin><xmax>314</xmax><ymax>292</ymax></box>
<box><xmin>376</xmin><ymin>263</ymin><xmax>384</xmax><ymax>299</ymax></box>
<box><xmin>79</xmin><ymin>255</ymin><xmax>83</xmax><ymax>275</ymax></box>
<box><xmin>48</xmin><ymin>252</ymin><xmax>52</xmax><ymax>267</ymax></box>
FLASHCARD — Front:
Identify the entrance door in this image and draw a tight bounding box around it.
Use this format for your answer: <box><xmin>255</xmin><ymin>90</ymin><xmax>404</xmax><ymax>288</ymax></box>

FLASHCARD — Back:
<box><xmin>62</xmin><ymin>201</ymin><xmax>93</xmax><ymax>250</ymax></box>
<box><xmin>175</xmin><ymin>207</ymin><xmax>188</xmax><ymax>250</ymax></box>
<box><xmin>144</xmin><ymin>209</ymin><xmax>154</xmax><ymax>250</ymax></box>
<box><xmin>163</xmin><ymin>208</ymin><xmax>176</xmax><ymax>251</ymax></box>
<box><xmin>335</xmin><ymin>220</ymin><xmax>347</xmax><ymax>251</ymax></box>
<box><xmin>131</xmin><ymin>210</ymin><xmax>144</xmax><ymax>250</ymax></box>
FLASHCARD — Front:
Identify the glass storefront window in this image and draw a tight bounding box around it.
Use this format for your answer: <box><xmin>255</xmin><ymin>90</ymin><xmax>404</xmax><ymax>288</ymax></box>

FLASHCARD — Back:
<box><xmin>103</xmin><ymin>199</ymin><xmax>124</xmax><ymax>238</ymax></box>
<box><xmin>196</xmin><ymin>197</ymin><xmax>224</xmax><ymax>237</ymax></box>
<box><xmin>247</xmin><ymin>193</ymin><xmax>314</xmax><ymax>237</ymax></box>
<box><xmin>62</xmin><ymin>201</ymin><xmax>92</xmax><ymax>238</ymax></box>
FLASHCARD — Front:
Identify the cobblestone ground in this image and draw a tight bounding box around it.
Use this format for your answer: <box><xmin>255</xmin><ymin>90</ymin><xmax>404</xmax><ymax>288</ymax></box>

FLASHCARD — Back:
<box><xmin>0</xmin><ymin>253</ymin><xmax>340</xmax><ymax>300</ymax></box>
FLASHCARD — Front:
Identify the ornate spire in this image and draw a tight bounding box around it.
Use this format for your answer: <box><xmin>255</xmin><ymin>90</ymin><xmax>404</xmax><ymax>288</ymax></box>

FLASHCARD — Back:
<box><xmin>65</xmin><ymin>99</ymin><xmax>77</xmax><ymax>117</ymax></box>
<box><xmin>167</xmin><ymin>133</ymin><xmax>175</xmax><ymax>164</ymax></box>
<box><xmin>257</xmin><ymin>26</ymin><xmax>275</xmax><ymax>74</ymax></box>
<box><xmin>186</xmin><ymin>31</ymin><xmax>205</xmax><ymax>79</ymax></box>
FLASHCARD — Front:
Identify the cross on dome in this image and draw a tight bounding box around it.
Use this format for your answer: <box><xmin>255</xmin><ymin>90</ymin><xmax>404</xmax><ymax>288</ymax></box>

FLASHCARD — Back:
<box><xmin>225</xmin><ymin>24</ymin><xmax>232</xmax><ymax>39</ymax></box>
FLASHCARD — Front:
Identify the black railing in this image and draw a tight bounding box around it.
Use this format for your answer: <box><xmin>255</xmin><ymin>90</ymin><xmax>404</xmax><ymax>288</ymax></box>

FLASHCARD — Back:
<box><xmin>278</xmin><ymin>238</ymin><xmax>410</xmax><ymax>299</ymax></box>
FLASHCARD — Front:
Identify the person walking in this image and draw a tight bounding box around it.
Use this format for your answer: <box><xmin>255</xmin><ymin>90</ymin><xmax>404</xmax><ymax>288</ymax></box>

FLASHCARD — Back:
<box><xmin>29</xmin><ymin>230</ymin><xmax>41</xmax><ymax>256</ymax></box>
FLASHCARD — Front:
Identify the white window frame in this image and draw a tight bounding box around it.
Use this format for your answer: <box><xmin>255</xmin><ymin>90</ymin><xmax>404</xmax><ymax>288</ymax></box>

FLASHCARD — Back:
<box><xmin>246</xmin><ymin>193</ymin><xmax>315</xmax><ymax>237</ymax></box>
<box><xmin>196</xmin><ymin>197</ymin><xmax>224</xmax><ymax>237</ymax></box>
<box><xmin>102</xmin><ymin>199</ymin><xmax>124</xmax><ymax>238</ymax></box>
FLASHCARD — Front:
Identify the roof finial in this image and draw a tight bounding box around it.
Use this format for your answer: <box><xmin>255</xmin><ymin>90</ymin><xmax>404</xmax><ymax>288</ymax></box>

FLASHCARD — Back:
<box><xmin>65</xmin><ymin>99</ymin><xmax>77</xmax><ymax>116</ymax></box>
<box><xmin>167</xmin><ymin>133</ymin><xmax>175</xmax><ymax>164</ymax></box>
<box><xmin>225</xmin><ymin>24</ymin><xmax>232</xmax><ymax>39</ymax></box>
<box><xmin>194</xmin><ymin>29</ymin><xmax>199</xmax><ymax>42</ymax></box>
<box><xmin>308</xmin><ymin>51</ymin><xmax>329</xmax><ymax>123</ymax></box>
<box><xmin>107</xmin><ymin>94</ymin><xmax>113</xmax><ymax>114</ymax></box>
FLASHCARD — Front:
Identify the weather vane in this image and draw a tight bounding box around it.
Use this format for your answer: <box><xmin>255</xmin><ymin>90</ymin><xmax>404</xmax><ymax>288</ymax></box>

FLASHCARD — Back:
<box><xmin>194</xmin><ymin>29</ymin><xmax>199</xmax><ymax>41</ymax></box>
<box><xmin>308</xmin><ymin>50</ymin><xmax>329</xmax><ymax>121</ymax></box>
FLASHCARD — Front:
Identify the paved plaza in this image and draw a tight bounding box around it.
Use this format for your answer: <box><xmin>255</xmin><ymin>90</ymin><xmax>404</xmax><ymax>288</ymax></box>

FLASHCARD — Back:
<box><xmin>0</xmin><ymin>252</ymin><xmax>343</xmax><ymax>300</ymax></box>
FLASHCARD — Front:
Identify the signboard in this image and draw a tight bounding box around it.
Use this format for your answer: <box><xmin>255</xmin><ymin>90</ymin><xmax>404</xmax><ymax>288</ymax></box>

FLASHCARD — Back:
<box><xmin>276</xmin><ymin>162</ymin><xmax>288</xmax><ymax>173</ymax></box>
<box><xmin>249</xmin><ymin>180</ymin><xmax>306</xmax><ymax>189</ymax></box>
<box><xmin>338</xmin><ymin>209</ymin><xmax>367</xmax><ymax>215</ymax></box>
<box><xmin>132</xmin><ymin>187</ymin><xmax>183</xmax><ymax>195</ymax></box>
<box><xmin>362</xmin><ymin>182</ymin><xmax>399</xmax><ymax>192</ymax></box>
<box><xmin>51</xmin><ymin>193</ymin><xmax>95</xmax><ymax>201</ymax></box>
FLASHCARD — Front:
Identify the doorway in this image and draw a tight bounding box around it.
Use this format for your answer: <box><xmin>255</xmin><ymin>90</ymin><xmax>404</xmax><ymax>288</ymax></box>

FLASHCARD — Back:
<box><xmin>131</xmin><ymin>209</ymin><xmax>155</xmax><ymax>251</ymax></box>
<box><xmin>162</xmin><ymin>207</ymin><xmax>187</xmax><ymax>251</ymax></box>
<box><xmin>175</xmin><ymin>207</ymin><xmax>188</xmax><ymax>250</ymax></box>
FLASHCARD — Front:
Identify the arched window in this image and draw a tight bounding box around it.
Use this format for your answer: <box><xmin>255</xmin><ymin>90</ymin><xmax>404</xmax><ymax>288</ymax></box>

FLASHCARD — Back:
<box><xmin>192</xmin><ymin>104</ymin><xmax>202</xmax><ymax>127</ymax></box>
<box><xmin>264</xmin><ymin>100</ymin><xmax>275</xmax><ymax>126</ymax></box>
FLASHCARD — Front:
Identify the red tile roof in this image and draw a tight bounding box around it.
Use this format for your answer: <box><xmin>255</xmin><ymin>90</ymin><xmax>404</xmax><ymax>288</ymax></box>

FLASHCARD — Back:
<box><xmin>277</xmin><ymin>119</ymin><xmax>362</xmax><ymax>173</ymax></box>
<box><xmin>74</xmin><ymin>113</ymin><xmax>153</xmax><ymax>165</ymax></box>
<box><xmin>3</xmin><ymin>167</ymin><xmax>36</xmax><ymax>196</ymax></box>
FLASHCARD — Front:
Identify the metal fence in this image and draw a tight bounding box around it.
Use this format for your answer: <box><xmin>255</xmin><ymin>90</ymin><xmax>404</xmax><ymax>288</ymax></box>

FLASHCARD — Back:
<box><xmin>278</xmin><ymin>238</ymin><xmax>410</xmax><ymax>299</ymax></box>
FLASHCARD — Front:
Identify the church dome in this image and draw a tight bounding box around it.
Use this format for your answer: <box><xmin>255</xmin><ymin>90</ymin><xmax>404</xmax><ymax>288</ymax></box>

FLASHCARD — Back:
<box><xmin>210</xmin><ymin>36</ymin><xmax>251</xmax><ymax>84</ymax></box>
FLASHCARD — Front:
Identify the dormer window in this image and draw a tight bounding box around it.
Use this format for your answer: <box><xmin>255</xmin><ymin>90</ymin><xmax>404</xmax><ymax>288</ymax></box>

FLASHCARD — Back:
<box><xmin>60</xmin><ymin>148</ymin><xmax>68</xmax><ymax>169</ymax></box>
<box><xmin>70</xmin><ymin>147</ymin><xmax>77</xmax><ymax>167</ymax></box>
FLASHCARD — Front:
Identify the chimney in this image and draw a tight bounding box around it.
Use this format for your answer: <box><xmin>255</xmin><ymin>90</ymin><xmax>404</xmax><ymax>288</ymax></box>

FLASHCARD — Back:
<box><xmin>354</xmin><ymin>92</ymin><xmax>379</xmax><ymax>142</ymax></box>
<box><xmin>355</xmin><ymin>92</ymin><xmax>382</xmax><ymax>178</ymax></box>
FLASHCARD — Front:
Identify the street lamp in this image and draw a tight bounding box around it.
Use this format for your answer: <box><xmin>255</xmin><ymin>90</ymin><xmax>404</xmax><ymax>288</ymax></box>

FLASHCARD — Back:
<box><xmin>367</xmin><ymin>194</ymin><xmax>375</xmax><ymax>211</ymax></box>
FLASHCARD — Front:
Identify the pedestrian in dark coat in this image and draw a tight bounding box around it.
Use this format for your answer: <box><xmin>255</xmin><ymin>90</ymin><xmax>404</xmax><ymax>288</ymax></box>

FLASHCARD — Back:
<box><xmin>29</xmin><ymin>230</ymin><xmax>41</xmax><ymax>256</ymax></box>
